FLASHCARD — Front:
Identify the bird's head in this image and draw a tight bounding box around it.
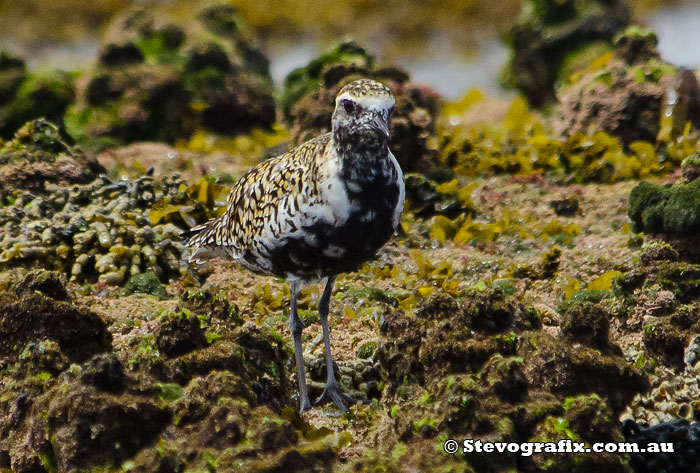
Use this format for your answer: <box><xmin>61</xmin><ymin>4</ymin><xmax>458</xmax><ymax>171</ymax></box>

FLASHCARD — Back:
<box><xmin>331</xmin><ymin>79</ymin><xmax>395</xmax><ymax>145</ymax></box>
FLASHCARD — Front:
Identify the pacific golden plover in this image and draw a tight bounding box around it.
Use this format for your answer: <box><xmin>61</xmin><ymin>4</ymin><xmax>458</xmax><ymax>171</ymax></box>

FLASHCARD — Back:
<box><xmin>183</xmin><ymin>79</ymin><xmax>404</xmax><ymax>412</ymax></box>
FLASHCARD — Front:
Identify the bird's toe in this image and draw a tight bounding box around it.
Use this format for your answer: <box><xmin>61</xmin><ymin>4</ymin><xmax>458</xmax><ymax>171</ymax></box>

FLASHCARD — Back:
<box><xmin>313</xmin><ymin>383</ymin><xmax>364</xmax><ymax>412</ymax></box>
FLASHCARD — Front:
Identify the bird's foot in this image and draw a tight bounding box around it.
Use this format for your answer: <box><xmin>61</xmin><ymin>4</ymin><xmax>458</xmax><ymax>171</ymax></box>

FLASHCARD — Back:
<box><xmin>299</xmin><ymin>397</ymin><xmax>312</xmax><ymax>414</ymax></box>
<box><xmin>313</xmin><ymin>382</ymin><xmax>366</xmax><ymax>412</ymax></box>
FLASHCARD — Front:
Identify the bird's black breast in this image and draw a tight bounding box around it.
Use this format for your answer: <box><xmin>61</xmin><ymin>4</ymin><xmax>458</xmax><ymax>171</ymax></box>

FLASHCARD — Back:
<box><xmin>265</xmin><ymin>158</ymin><xmax>401</xmax><ymax>279</ymax></box>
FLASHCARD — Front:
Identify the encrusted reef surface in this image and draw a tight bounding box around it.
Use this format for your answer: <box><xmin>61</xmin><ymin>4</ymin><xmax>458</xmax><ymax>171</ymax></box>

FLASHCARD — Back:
<box><xmin>3</xmin><ymin>5</ymin><xmax>700</xmax><ymax>473</ymax></box>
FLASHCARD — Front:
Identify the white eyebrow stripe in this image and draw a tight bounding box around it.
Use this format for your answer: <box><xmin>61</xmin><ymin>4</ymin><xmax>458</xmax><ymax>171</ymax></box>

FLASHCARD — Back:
<box><xmin>336</xmin><ymin>93</ymin><xmax>395</xmax><ymax>111</ymax></box>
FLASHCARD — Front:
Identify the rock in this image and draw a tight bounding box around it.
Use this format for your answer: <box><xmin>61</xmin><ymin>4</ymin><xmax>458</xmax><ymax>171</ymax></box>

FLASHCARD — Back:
<box><xmin>640</xmin><ymin>242</ymin><xmax>680</xmax><ymax>265</ymax></box>
<box><xmin>65</xmin><ymin>4</ymin><xmax>275</xmax><ymax>150</ymax></box>
<box><xmin>622</xmin><ymin>419</ymin><xmax>700</xmax><ymax>473</ymax></box>
<box><xmin>502</xmin><ymin>0</ymin><xmax>630</xmax><ymax>107</ymax></box>
<box><xmin>555</xmin><ymin>26</ymin><xmax>700</xmax><ymax>147</ymax></box>
<box><xmin>0</xmin><ymin>271</ymin><xmax>111</xmax><ymax>363</ymax></box>
<box><xmin>80</xmin><ymin>353</ymin><xmax>125</xmax><ymax>392</ymax></box>
<box><xmin>628</xmin><ymin>178</ymin><xmax>700</xmax><ymax>260</ymax></box>
<box><xmin>0</xmin><ymin>119</ymin><xmax>104</xmax><ymax>196</ymax></box>
<box><xmin>282</xmin><ymin>40</ymin><xmax>441</xmax><ymax>173</ymax></box>
<box><xmin>682</xmin><ymin>153</ymin><xmax>700</xmax><ymax>183</ymax></box>
<box><xmin>14</xmin><ymin>269</ymin><xmax>68</xmax><ymax>301</ymax></box>
<box><xmin>357</xmin><ymin>341</ymin><xmax>378</xmax><ymax>360</ymax></box>
<box><xmin>48</xmin><ymin>384</ymin><xmax>171</xmax><ymax>471</ymax></box>
<box><xmin>0</xmin><ymin>152</ymin><xmax>219</xmax><ymax>283</ymax></box>
<box><xmin>685</xmin><ymin>335</ymin><xmax>700</xmax><ymax>369</ymax></box>
<box><xmin>403</xmin><ymin>174</ymin><xmax>473</xmax><ymax>219</ymax></box>
<box><xmin>561</xmin><ymin>302</ymin><xmax>612</xmax><ymax>350</ymax></box>
<box><xmin>0</xmin><ymin>51</ymin><xmax>75</xmax><ymax>139</ymax></box>
<box><xmin>123</xmin><ymin>271</ymin><xmax>168</xmax><ymax>299</ymax></box>
<box><xmin>643</xmin><ymin>320</ymin><xmax>687</xmax><ymax>371</ymax></box>
<box><xmin>550</xmin><ymin>195</ymin><xmax>580</xmax><ymax>217</ymax></box>
<box><xmin>155</xmin><ymin>310</ymin><xmax>208</xmax><ymax>358</ymax></box>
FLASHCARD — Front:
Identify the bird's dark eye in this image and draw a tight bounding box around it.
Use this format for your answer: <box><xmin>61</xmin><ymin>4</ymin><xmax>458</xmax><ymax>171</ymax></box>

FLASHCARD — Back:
<box><xmin>342</xmin><ymin>99</ymin><xmax>356</xmax><ymax>114</ymax></box>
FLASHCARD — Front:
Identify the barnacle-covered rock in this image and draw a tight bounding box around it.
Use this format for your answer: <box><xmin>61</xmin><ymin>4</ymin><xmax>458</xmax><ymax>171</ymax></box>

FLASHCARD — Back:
<box><xmin>502</xmin><ymin>0</ymin><xmax>630</xmax><ymax>107</ymax></box>
<box><xmin>0</xmin><ymin>124</ymin><xmax>226</xmax><ymax>283</ymax></box>
<box><xmin>0</xmin><ymin>51</ymin><xmax>75</xmax><ymax>139</ymax></box>
<box><xmin>65</xmin><ymin>3</ymin><xmax>275</xmax><ymax>150</ymax></box>
<box><xmin>282</xmin><ymin>40</ymin><xmax>441</xmax><ymax>173</ymax></box>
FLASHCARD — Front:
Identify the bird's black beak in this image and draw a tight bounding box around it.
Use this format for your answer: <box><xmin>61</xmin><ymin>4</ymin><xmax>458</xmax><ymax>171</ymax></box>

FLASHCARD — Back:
<box><xmin>368</xmin><ymin>114</ymin><xmax>391</xmax><ymax>141</ymax></box>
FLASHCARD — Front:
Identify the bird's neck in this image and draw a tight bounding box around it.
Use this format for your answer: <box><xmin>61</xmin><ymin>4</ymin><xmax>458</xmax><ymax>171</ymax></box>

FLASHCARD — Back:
<box><xmin>331</xmin><ymin>129</ymin><xmax>390</xmax><ymax>186</ymax></box>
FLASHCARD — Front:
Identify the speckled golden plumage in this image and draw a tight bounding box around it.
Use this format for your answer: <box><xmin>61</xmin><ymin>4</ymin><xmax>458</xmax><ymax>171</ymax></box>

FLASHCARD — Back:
<box><xmin>185</xmin><ymin>134</ymin><xmax>331</xmax><ymax>259</ymax></box>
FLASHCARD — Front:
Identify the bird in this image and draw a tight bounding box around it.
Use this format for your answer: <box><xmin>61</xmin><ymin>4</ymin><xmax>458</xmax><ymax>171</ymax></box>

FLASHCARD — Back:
<box><xmin>182</xmin><ymin>78</ymin><xmax>405</xmax><ymax>413</ymax></box>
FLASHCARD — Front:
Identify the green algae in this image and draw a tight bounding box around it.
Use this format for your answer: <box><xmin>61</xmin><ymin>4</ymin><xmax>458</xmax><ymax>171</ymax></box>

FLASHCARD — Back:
<box><xmin>629</xmin><ymin>177</ymin><xmax>700</xmax><ymax>237</ymax></box>
<box><xmin>123</xmin><ymin>272</ymin><xmax>168</xmax><ymax>299</ymax></box>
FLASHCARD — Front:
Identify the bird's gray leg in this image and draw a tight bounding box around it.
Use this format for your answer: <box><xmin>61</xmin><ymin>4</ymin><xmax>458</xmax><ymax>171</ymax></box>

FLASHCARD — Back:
<box><xmin>289</xmin><ymin>281</ymin><xmax>311</xmax><ymax>413</ymax></box>
<box><xmin>313</xmin><ymin>276</ymin><xmax>364</xmax><ymax>411</ymax></box>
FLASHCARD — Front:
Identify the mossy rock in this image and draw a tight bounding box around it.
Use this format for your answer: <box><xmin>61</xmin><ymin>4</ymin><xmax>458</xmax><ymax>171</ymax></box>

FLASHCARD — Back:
<box><xmin>0</xmin><ymin>119</ymin><xmax>104</xmax><ymax>196</ymax></box>
<box><xmin>123</xmin><ymin>272</ymin><xmax>168</xmax><ymax>299</ymax></box>
<box><xmin>561</xmin><ymin>302</ymin><xmax>612</xmax><ymax>350</ymax></box>
<box><xmin>66</xmin><ymin>4</ymin><xmax>275</xmax><ymax>150</ymax></box>
<box><xmin>642</xmin><ymin>320</ymin><xmax>687</xmax><ymax>371</ymax></box>
<box><xmin>281</xmin><ymin>40</ymin><xmax>373</xmax><ymax>117</ymax></box>
<box><xmin>629</xmin><ymin>178</ymin><xmax>700</xmax><ymax>238</ymax></box>
<box><xmin>79</xmin><ymin>352</ymin><xmax>125</xmax><ymax>393</ymax></box>
<box><xmin>404</xmin><ymin>173</ymin><xmax>473</xmax><ymax>219</ymax></box>
<box><xmin>357</xmin><ymin>341</ymin><xmax>378</xmax><ymax>360</ymax></box>
<box><xmin>554</xmin><ymin>26</ymin><xmax>700</xmax><ymax>148</ymax></box>
<box><xmin>502</xmin><ymin>0</ymin><xmax>630</xmax><ymax>106</ymax></box>
<box><xmin>0</xmin><ymin>271</ymin><xmax>111</xmax><ymax>363</ymax></box>
<box><xmin>155</xmin><ymin>310</ymin><xmax>208</xmax><ymax>358</ymax></box>
<box><xmin>0</xmin><ymin>51</ymin><xmax>75</xmax><ymax>139</ymax></box>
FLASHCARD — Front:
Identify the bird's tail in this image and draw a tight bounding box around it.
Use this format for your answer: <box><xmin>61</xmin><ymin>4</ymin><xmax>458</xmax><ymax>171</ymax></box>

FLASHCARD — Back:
<box><xmin>180</xmin><ymin>218</ymin><xmax>224</xmax><ymax>264</ymax></box>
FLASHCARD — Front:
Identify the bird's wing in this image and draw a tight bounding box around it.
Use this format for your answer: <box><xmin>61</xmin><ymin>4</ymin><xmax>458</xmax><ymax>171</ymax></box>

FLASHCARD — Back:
<box><xmin>184</xmin><ymin>134</ymin><xmax>331</xmax><ymax>264</ymax></box>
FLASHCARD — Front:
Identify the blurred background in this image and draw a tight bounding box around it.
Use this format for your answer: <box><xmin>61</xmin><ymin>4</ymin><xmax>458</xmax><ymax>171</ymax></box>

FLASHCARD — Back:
<box><xmin>1</xmin><ymin>0</ymin><xmax>699</xmax><ymax>98</ymax></box>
